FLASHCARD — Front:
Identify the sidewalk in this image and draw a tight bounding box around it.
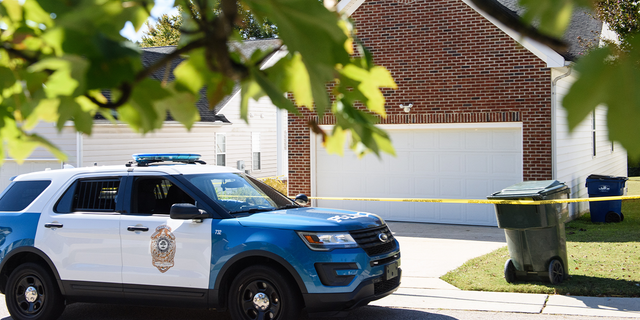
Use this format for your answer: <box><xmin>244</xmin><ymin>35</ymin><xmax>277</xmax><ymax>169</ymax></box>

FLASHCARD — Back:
<box><xmin>379</xmin><ymin>222</ymin><xmax>640</xmax><ymax>318</ymax></box>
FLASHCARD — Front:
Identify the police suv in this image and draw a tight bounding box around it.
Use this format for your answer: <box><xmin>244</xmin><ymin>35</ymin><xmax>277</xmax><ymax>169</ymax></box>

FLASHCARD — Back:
<box><xmin>0</xmin><ymin>154</ymin><xmax>401</xmax><ymax>320</ymax></box>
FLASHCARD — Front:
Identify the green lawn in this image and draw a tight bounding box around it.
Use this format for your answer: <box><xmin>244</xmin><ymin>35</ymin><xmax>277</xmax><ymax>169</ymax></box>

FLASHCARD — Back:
<box><xmin>440</xmin><ymin>179</ymin><xmax>640</xmax><ymax>297</ymax></box>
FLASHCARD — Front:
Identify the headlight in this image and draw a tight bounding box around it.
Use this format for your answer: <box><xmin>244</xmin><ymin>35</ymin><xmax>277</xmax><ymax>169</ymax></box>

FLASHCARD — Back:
<box><xmin>297</xmin><ymin>231</ymin><xmax>358</xmax><ymax>251</ymax></box>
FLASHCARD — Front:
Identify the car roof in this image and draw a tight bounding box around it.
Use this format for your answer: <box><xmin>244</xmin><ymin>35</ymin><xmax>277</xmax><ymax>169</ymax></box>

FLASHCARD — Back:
<box><xmin>13</xmin><ymin>164</ymin><xmax>243</xmax><ymax>182</ymax></box>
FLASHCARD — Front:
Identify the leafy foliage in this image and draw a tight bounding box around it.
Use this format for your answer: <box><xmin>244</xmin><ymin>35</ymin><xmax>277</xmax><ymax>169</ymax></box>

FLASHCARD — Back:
<box><xmin>594</xmin><ymin>0</ymin><xmax>640</xmax><ymax>50</ymax></box>
<box><xmin>140</xmin><ymin>3</ymin><xmax>278</xmax><ymax>48</ymax></box>
<box><xmin>1</xmin><ymin>0</ymin><xmax>640</xmax><ymax>163</ymax></box>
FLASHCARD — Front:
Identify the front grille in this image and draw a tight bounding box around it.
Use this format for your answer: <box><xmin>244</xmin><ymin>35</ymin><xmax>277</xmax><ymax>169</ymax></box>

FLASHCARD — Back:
<box><xmin>350</xmin><ymin>225</ymin><xmax>396</xmax><ymax>256</ymax></box>
<box><xmin>374</xmin><ymin>275</ymin><xmax>401</xmax><ymax>295</ymax></box>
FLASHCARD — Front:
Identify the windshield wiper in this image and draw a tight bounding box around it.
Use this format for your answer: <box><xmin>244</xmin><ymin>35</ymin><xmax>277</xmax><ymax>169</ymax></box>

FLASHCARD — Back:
<box><xmin>277</xmin><ymin>204</ymin><xmax>300</xmax><ymax>210</ymax></box>
<box><xmin>229</xmin><ymin>207</ymin><xmax>276</xmax><ymax>214</ymax></box>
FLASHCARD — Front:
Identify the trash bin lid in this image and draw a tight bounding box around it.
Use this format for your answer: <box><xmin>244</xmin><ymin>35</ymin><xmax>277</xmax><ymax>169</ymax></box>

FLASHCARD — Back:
<box><xmin>488</xmin><ymin>180</ymin><xmax>568</xmax><ymax>200</ymax></box>
<box><xmin>586</xmin><ymin>174</ymin><xmax>628</xmax><ymax>181</ymax></box>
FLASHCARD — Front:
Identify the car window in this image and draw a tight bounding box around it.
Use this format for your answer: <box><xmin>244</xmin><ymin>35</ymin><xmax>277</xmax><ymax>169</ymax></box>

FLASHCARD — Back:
<box><xmin>184</xmin><ymin>173</ymin><xmax>283</xmax><ymax>213</ymax></box>
<box><xmin>0</xmin><ymin>180</ymin><xmax>51</xmax><ymax>211</ymax></box>
<box><xmin>132</xmin><ymin>177</ymin><xmax>194</xmax><ymax>214</ymax></box>
<box><xmin>55</xmin><ymin>178</ymin><xmax>120</xmax><ymax>213</ymax></box>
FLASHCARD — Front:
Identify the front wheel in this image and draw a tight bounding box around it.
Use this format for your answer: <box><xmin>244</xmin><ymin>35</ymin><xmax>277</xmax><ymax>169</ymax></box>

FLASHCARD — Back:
<box><xmin>228</xmin><ymin>265</ymin><xmax>301</xmax><ymax>320</ymax></box>
<box><xmin>5</xmin><ymin>262</ymin><xmax>65</xmax><ymax>320</ymax></box>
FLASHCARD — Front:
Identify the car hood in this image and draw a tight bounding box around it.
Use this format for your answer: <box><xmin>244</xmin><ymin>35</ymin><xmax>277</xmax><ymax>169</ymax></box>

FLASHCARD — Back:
<box><xmin>235</xmin><ymin>207</ymin><xmax>385</xmax><ymax>231</ymax></box>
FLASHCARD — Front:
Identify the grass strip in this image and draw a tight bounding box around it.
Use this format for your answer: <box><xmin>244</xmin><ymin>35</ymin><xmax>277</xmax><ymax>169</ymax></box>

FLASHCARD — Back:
<box><xmin>441</xmin><ymin>196</ymin><xmax>640</xmax><ymax>297</ymax></box>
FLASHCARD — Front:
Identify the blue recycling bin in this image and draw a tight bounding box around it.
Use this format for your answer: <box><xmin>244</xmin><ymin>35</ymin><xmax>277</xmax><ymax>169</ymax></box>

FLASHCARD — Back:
<box><xmin>585</xmin><ymin>174</ymin><xmax>628</xmax><ymax>223</ymax></box>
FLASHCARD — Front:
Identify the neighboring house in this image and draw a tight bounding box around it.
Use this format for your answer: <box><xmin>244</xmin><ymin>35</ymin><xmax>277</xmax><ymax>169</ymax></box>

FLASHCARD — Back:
<box><xmin>288</xmin><ymin>0</ymin><xmax>627</xmax><ymax>226</ymax></box>
<box><xmin>4</xmin><ymin>39</ymin><xmax>288</xmax><ymax>191</ymax></box>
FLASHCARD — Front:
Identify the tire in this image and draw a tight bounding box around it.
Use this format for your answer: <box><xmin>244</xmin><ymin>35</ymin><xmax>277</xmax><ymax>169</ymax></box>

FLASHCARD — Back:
<box><xmin>504</xmin><ymin>259</ymin><xmax>517</xmax><ymax>284</ymax></box>
<box><xmin>605</xmin><ymin>211</ymin><xmax>622</xmax><ymax>223</ymax></box>
<box><xmin>228</xmin><ymin>265</ymin><xmax>301</xmax><ymax>320</ymax></box>
<box><xmin>5</xmin><ymin>262</ymin><xmax>65</xmax><ymax>320</ymax></box>
<box><xmin>548</xmin><ymin>259</ymin><xmax>564</xmax><ymax>285</ymax></box>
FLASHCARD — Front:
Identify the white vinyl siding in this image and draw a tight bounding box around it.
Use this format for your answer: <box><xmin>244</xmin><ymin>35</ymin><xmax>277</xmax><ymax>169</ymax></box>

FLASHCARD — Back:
<box><xmin>77</xmin><ymin>123</ymin><xmax>218</xmax><ymax>166</ymax></box>
<box><xmin>554</xmin><ymin>69</ymin><xmax>627</xmax><ymax>217</ymax></box>
<box><xmin>252</xmin><ymin>132</ymin><xmax>261</xmax><ymax>171</ymax></box>
<box><xmin>215</xmin><ymin>94</ymin><xmax>279</xmax><ymax>178</ymax></box>
<box><xmin>216</xmin><ymin>133</ymin><xmax>226</xmax><ymax>166</ymax></box>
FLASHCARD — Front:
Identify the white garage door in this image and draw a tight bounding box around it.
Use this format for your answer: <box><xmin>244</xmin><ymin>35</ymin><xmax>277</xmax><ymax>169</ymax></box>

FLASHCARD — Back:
<box><xmin>314</xmin><ymin>125</ymin><xmax>523</xmax><ymax>226</ymax></box>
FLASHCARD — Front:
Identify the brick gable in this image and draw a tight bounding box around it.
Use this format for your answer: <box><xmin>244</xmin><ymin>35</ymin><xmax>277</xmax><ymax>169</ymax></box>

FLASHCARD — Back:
<box><xmin>288</xmin><ymin>0</ymin><xmax>552</xmax><ymax>196</ymax></box>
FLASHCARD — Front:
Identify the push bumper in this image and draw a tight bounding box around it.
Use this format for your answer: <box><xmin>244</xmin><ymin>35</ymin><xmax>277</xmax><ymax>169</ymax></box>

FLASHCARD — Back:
<box><xmin>302</xmin><ymin>268</ymin><xmax>401</xmax><ymax>317</ymax></box>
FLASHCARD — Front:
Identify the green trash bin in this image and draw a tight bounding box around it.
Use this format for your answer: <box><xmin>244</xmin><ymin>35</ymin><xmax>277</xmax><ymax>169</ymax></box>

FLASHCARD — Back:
<box><xmin>488</xmin><ymin>180</ymin><xmax>570</xmax><ymax>284</ymax></box>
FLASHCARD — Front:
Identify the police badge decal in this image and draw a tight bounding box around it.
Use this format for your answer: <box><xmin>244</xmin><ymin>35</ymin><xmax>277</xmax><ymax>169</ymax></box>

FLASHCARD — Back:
<box><xmin>150</xmin><ymin>225</ymin><xmax>176</xmax><ymax>273</ymax></box>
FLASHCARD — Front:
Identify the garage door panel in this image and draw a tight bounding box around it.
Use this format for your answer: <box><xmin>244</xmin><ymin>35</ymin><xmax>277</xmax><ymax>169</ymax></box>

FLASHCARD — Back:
<box><xmin>439</xmin><ymin>131</ymin><xmax>463</xmax><ymax>150</ymax></box>
<box><xmin>365</xmin><ymin>156</ymin><xmax>386</xmax><ymax>172</ymax></box>
<box><xmin>466</xmin><ymin>204</ymin><xmax>496</xmax><ymax>225</ymax></box>
<box><xmin>365</xmin><ymin>174</ymin><xmax>387</xmax><ymax>196</ymax></box>
<box><xmin>315</xmin><ymin>127</ymin><xmax>522</xmax><ymax>226</ymax></box>
<box><xmin>439</xmin><ymin>203</ymin><xmax>465</xmax><ymax>223</ymax></box>
<box><xmin>492</xmin><ymin>154</ymin><xmax>519</xmax><ymax>174</ymax></box>
<box><xmin>440</xmin><ymin>179</ymin><xmax>462</xmax><ymax>197</ymax></box>
<box><xmin>412</xmin><ymin>202</ymin><xmax>439</xmax><ymax>222</ymax></box>
<box><xmin>439</xmin><ymin>154</ymin><xmax>463</xmax><ymax>173</ymax></box>
<box><xmin>493</xmin><ymin>131</ymin><xmax>520</xmax><ymax>151</ymax></box>
<box><xmin>413</xmin><ymin>131</ymin><xmax>437</xmax><ymax>149</ymax></box>
<box><xmin>412</xmin><ymin>152</ymin><xmax>437</xmax><ymax>173</ymax></box>
<box><xmin>465</xmin><ymin>179</ymin><xmax>491</xmax><ymax>198</ymax></box>
<box><xmin>414</xmin><ymin>178</ymin><xmax>437</xmax><ymax>196</ymax></box>
<box><xmin>465</xmin><ymin>131</ymin><xmax>490</xmax><ymax>150</ymax></box>
<box><xmin>466</xmin><ymin>154</ymin><xmax>489</xmax><ymax>175</ymax></box>
<box><xmin>388</xmin><ymin>151</ymin><xmax>412</xmax><ymax>174</ymax></box>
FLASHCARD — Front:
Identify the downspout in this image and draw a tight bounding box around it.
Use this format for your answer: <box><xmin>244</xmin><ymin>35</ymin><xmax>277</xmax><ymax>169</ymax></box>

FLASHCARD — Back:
<box><xmin>551</xmin><ymin>62</ymin><xmax>573</xmax><ymax>180</ymax></box>
<box><xmin>76</xmin><ymin>132</ymin><xmax>83</xmax><ymax>168</ymax></box>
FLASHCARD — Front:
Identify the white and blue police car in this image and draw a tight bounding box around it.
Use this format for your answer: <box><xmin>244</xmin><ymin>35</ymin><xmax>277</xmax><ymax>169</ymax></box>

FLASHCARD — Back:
<box><xmin>0</xmin><ymin>154</ymin><xmax>401</xmax><ymax>320</ymax></box>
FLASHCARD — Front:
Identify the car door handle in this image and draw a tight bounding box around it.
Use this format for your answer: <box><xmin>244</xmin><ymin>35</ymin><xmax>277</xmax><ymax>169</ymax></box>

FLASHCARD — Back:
<box><xmin>44</xmin><ymin>223</ymin><xmax>63</xmax><ymax>229</ymax></box>
<box><xmin>127</xmin><ymin>226</ymin><xmax>149</xmax><ymax>232</ymax></box>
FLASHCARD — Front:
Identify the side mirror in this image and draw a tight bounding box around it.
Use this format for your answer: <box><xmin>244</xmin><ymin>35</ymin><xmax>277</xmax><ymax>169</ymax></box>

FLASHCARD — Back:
<box><xmin>294</xmin><ymin>194</ymin><xmax>309</xmax><ymax>206</ymax></box>
<box><xmin>170</xmin><ymin>203</ymin><xmax>211</xmax><ymax>220</ymax></box>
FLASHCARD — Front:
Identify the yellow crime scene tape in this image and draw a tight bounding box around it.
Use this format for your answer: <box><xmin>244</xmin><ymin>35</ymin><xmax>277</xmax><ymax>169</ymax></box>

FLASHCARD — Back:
<box><xmin>307</xmin><ymin>195</ymin><xmax>640</xmax><ymax>205</ymax></box>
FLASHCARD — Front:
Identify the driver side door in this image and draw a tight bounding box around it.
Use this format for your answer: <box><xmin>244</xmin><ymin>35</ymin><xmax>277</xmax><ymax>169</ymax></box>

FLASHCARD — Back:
<box><xmin>119</xmin><ymin>174</ymin><xmax>212</xmax><ymax>306</ymax></box>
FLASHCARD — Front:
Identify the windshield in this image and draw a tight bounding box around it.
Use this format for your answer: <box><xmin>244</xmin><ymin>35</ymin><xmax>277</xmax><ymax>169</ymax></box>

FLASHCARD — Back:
<box><xmin>184</xmin><ymin>173</ymin><xmax>296</xmax><ymax>214</ymax></box>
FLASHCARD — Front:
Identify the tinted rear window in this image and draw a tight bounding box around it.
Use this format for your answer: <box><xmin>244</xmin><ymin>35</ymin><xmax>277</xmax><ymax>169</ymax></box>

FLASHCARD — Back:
<box><xmin>0</xmin><ymin>180</ymin><xmax>51</xmax><ymax>211</ymax></box>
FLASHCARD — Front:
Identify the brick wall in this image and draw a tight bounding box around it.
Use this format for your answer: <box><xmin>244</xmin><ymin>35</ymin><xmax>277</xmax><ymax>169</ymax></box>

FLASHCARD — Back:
<box><xmin>288</xmin><ymin>0</ymin><xmax>553</xmax><ymax>196</ymax></box>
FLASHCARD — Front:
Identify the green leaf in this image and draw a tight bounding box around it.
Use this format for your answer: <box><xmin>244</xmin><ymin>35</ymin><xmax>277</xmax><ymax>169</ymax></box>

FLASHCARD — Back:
<box><xmin>1</xmin><ymin>0</ymin><xmax>23</xmax><ymax>23</ymax></box>
<box><xmin>340</xmin><ymin>64</ymin><xmax>397</xmax><ymax>116</ymax></box>
<box><xmin>562</xmin><ymin>47</ymin><xmax>612</xmax><ymax>131</ymax></box>
<box><xmin>251</xmin><ymin>67</ymin><xmax>299</xmax><ymax>115</ymax></box>
<box><xmin>266</xmin><ymin>52</ymin><xmax>313</xmax><ymax>108</ymax></box>
<box><xmin>118</xmin><ymin>79</ymin><xmax>171</xmax><ymax>133</ymax></box>
<box><xmin>324</xmin><ymin>126</ymin><xmax>346</xmax><ymax>156</ymax></box>
<box><xmin>174</xmin><ymin>49</ymin><xmax>208</xmax><ymax>94</ymax></box>
<box><xmin>156</xmin><ymin>83</ymin><xmax>200</xmax><ymax>129</ymax></box>
<box><xmin>206</xmin><ymin>74</ymin><xmax>235</xmax><ymax>108</ymax></box>
<box><xmin>243</xmin><ymin>0</ymin><xmax>351</xmax><ymax>117</ymax></box>
<box><xmin>28</xmin><ymin>55</ymin><xmax>89</xmax><ymax>98</ymax></box>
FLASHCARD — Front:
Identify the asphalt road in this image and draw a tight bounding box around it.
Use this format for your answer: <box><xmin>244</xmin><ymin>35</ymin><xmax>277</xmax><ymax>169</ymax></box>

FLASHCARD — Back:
<box><xmin>0</xmin><ymin>297</ymin><xmax>633</xmax><ymax>320</ymax></box>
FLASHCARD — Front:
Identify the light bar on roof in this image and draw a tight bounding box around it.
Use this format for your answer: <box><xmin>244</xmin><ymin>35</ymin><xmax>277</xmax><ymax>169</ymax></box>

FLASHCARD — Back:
<box><xmin>132</xmin><ymin>153</ymin><xmax>201</xmax><ymax>164</ymax></box>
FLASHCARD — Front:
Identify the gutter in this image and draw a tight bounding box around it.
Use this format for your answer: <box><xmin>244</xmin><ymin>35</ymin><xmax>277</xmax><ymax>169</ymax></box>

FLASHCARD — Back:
<box><xmin>551</xmin><ymin>62</ymin><xmax>573</xmax><ymax>180</ymax></box>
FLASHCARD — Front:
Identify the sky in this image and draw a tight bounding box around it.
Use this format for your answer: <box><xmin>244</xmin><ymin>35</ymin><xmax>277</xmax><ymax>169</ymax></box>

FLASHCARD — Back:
<box><xmin>119</xmin><ymin>0</ymin><xmax>179</xmax><ymax>42</ymax></box>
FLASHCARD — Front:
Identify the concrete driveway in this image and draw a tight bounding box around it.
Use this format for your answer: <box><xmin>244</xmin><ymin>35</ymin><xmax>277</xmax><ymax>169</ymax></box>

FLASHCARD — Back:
<box><xmin>386</xmin><ymin>221</ymin><xmax>506</xmax><ymax>290</ymax></box>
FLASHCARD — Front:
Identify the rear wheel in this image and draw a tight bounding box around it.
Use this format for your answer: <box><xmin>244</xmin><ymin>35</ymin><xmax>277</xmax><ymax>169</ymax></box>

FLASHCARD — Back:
<box><xmin>228</xmin><ymin>265</ymin><xmax>301</xmax><ymax>320</ymax></box>
<box><xmin>605</xmin><ymin>211</ymin><xmax>622</xmax><ymax>223</ymax></box>
<box><xmin>5</xmin><ymin>262</ymin><xmax>65</xmax><ymax>320</ymax></box>
<box><xmin>504</xmin><ymin>259</ymin><xmax>516</xmax><ymax>283</ymax></box>
<box><xmin>548</xmin><ymin>259</ymin><xmax>564</xmax><ymax>285</ymax></box>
